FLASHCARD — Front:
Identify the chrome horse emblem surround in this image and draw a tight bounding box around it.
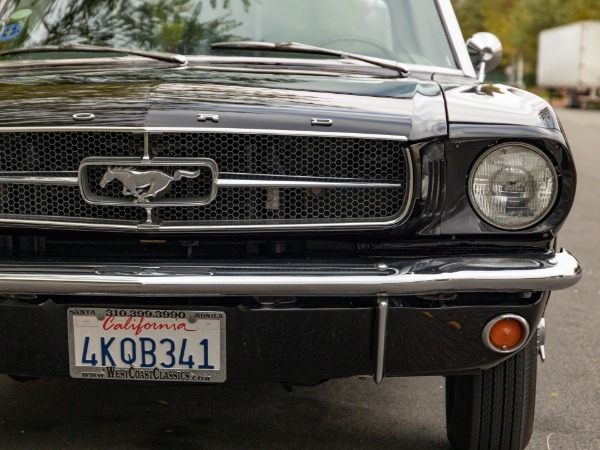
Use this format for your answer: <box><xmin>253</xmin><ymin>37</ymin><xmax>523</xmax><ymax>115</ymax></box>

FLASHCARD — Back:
<box><xmin>100</xmin><ymin>167</ymin><xmax>203</xmax><ymax>203</ymax></box>
<box><xmin>78</xmin><ymin>157</ymin><xmax>219</xmax><ymax>207</ymax></box>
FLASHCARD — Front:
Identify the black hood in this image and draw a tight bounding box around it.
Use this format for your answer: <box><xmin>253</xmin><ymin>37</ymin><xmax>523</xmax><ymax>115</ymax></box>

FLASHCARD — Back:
<box><xmin>0</xmin><ymin>66</ymin><xmax>447</xmax><ymax>141</ymax></box>
<box><xmin>435</xmin><ymin>75</ymin><xmax>562</xmax><ymax>131</ymax></box>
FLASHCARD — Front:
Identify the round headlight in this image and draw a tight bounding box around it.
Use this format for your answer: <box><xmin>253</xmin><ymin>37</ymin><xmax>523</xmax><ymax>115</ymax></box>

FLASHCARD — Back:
<box><xmin>468</xmin><ymin>143</ymin><xmax>558</xmax><ymax>230</ymax></box>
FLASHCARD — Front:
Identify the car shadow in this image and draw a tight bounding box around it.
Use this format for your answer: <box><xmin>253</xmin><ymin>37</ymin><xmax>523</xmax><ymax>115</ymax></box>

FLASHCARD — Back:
<box><xmin>0</xmin><ymin>375</ymin><xmax>453</xmax><ymax>449</ymax></box>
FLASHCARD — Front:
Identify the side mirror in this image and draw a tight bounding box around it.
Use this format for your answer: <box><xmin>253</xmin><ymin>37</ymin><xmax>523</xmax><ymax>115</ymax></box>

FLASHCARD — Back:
<box><xmin>466</xmin><ymin>32</ymin><xmax>503</xmax><ymax>83</ymax></box>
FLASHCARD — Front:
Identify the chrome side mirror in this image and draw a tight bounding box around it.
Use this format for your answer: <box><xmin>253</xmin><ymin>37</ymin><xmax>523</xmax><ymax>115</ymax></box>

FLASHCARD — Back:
<box><xmin>466</xmin><ymin>32</ymin><xmax>503</xmax><ymax>83</ymax></box>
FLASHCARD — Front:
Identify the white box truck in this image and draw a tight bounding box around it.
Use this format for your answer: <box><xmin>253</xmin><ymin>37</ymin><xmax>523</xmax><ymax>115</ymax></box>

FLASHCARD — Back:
<box><xmin>537</xmin><ymin>21</ymin><xmax>600</xmax><ymax>107</ymax></box>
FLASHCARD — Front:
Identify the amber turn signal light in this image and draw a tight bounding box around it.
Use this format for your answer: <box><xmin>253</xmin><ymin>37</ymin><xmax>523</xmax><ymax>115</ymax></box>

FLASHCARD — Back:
<box><xmin>482</xmin><ymin>314</ymin><xmax>530</xmax><ymax>354</ymax></box>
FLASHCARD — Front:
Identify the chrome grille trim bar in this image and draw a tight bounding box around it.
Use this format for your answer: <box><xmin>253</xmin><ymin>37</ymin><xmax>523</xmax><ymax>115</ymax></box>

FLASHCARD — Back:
<box><xmin>217</xmin><ymin>173</ymin><xmax>404</xmax><ymax>189</ymax></box>
<box><xmin>0</xmin><ymin>250</ymin><xmax>581</xmax><ymax>297</ymax></box>
<box><xmin>0</xmin><ymin>126</ymin><xmax>408</xmax><ymax>141</ymax></box>
<box><xmin>216</xmin><ymin>179</ymin><xmax>402</xmax><ymax>189</ymax></box>
<box><xmin>0</xmin><ymin>174</ymin><xmax>403</xmax><ymax>190</ymax></box>
<box><xmin>0</xmin><ymin>216</ymin><xmax>404</xmax><ymax>231</ymax></box>
<box><xmin>0</xmin><ymin>175</ymin><xmax>79</xmax><ymax>185</ymax></box>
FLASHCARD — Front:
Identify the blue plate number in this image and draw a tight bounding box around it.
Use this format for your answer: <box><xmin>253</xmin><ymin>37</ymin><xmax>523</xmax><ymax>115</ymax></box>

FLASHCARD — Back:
<box><xmin>80</xmin><ymin>336</ymin><xmax>214</xmax><ymax>369</ymax></box>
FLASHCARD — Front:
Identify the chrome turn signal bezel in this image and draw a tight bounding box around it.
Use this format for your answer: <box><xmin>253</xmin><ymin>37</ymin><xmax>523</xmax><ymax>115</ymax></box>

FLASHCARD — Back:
<box><xmin>482</xmin><ymin>314</ymin><xmax>530</xmax><ymax>354</ymax></box>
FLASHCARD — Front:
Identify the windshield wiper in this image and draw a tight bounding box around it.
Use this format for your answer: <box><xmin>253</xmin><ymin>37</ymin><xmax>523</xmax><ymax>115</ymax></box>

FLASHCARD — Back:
<box><xmin>0</xmin><ymin>43</ymin><xmax>187</xmax><ymax>66</ymax></box>
<box><xmin>210</xmin><ymin>41</ymin><xmax>410</xmax><ymax>77</ymax></box>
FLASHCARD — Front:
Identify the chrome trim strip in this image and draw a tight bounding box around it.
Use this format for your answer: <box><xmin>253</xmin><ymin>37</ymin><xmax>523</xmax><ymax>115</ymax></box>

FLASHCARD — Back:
<box><xmin>0</xmin><ymin>250</ymin><xmax>581</xmax><ymax>297</ymax></box>
<box><xmin>0</xmin><ymin>176</ymin><xmax>401</xmax><ymax>190</ymax></box>
<box><xmin>0</xmin><ymin>217</ymin><xmax>138</xmax><ymax>230</ymax></box>
<box><xmin>436</xmin><ymin>0</ymin><xmax>477</xmax><ymax>78</ymax></box>
<box><xmin>374</xmin><ymin>294</ymin><xmax>388</xmax><ymax>385</ymax></box>
<box><xmin>143</xmin><ymin>132</ymin><xmax>150</xmax><ymax>160</ymax></box>
<box><xmin>0</xmin><ymin>175</ymin><xmax>79</xmax><ymax>185</ymax></box>
<box><xmin>216</xmin><ymin>179</ymin><xmax>402</xmax><ymax>189</ymax></box>
<box><xmin>0</xmin><ymin>217</ymin><xmax>396</xmax><ymax>231</ymax></box>
<box><xmin>0</xmin><ymin>126</ymin><xmax>408</xmax><ymax>141</ymax></box>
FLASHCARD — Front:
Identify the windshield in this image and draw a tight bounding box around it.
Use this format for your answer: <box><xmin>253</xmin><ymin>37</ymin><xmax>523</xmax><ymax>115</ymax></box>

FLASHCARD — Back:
<box><xmin>0</xmin><ymin>0</ymin><xmax>457</xmax><ymax>68</ymax></box>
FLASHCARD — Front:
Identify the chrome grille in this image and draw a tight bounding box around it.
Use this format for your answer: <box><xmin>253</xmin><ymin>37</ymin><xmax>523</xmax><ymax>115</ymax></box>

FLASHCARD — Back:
<box><xmin>0</xmin><ymin>130</ymin><xmax>410</xmax><ymax>231</ymax></box>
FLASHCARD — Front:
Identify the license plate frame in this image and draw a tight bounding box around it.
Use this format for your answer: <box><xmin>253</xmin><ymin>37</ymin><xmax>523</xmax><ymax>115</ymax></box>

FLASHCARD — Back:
<box><xmin>67</xmin><ymin>307</ymin><xmax>226</xmax><ymax>383</ymax></box>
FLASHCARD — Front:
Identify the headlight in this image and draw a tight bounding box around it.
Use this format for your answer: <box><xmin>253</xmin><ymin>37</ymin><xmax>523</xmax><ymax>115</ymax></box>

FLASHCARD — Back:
<box><xmin>468</xmin><ymin>143</ymin><xmax>558</xmax><ymax>230</ymax></box>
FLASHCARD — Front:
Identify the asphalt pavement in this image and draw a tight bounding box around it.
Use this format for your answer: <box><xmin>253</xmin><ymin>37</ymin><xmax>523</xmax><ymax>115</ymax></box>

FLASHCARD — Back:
<box><xmin>527</xmin><ymin>107</ymin><xmax>600</xmax><ymax>450</ymax></box>
<box><xmin>0</xmin><ymin>107</ymin><xmax>598</xmax><ymax>449</ymax></box>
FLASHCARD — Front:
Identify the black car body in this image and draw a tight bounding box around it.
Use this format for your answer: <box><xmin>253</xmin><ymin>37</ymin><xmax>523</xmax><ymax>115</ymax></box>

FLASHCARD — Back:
<box><xmin>0</xmin><ymin>0</ymin><xmax>581</xmax><ymax>448</ymax></box>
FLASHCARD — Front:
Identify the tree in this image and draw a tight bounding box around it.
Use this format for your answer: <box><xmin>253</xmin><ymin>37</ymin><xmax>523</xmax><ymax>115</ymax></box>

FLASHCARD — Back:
<box><xmin>1</xmin><ymin>0</ymin><xmax>251</xmax><ymax>54</ymax></box>
<box><xmin>510</xmin><ymin>0</ymin><xmax>600</xmax><ymax>66</ymax></box>
<box><xmin>452</xmin><ymin>0</ymin><xmax>600</xmax><ymax>74</ymax></box>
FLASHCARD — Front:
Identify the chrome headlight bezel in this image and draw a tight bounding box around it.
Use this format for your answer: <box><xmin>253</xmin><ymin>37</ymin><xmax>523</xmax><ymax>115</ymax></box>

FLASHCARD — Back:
<box><xmin>468</xmin><ymin>142</ymin><xmax>559</xmax><ymax>231</ymax></box>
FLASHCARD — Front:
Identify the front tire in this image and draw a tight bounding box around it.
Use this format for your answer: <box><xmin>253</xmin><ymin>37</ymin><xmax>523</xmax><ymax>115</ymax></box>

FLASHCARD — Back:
<box><xmin>445</xmin><ymin>337</ymin><xmax>538</xmax><ymax>450</ymax></box>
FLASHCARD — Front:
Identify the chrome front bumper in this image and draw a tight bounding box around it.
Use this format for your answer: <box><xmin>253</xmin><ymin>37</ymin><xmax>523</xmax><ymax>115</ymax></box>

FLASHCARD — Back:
<box><xmin>0</xmin><ymin>249</ymin><xmax>581</xmax><ymax>297</ymax></box>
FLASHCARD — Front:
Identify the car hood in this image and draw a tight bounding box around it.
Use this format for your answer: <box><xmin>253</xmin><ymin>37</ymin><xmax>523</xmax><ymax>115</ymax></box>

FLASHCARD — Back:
<box><xmin>0</xmin><ymin>67</ymin><xmax>447</xmax><ymax>141</ymax></box>
<box><xmin>437</xmin><ymin>76</ymin><xmax>562</xmax><ymax>130</ymax></box>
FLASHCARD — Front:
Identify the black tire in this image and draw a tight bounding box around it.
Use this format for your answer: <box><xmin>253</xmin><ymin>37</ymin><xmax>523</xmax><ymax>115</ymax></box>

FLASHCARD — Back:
<box><xmin>445</xmin><ymin>337</ymin><xmax>538</xmax><ymax>450</ymax></box>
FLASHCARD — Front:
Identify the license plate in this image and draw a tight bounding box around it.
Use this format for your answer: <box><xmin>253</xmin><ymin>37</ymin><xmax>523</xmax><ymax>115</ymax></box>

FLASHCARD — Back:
<box><xmin>67</xmin><ymin>308</ymin><xmax>226</xmax><ymax>383</ymax></box>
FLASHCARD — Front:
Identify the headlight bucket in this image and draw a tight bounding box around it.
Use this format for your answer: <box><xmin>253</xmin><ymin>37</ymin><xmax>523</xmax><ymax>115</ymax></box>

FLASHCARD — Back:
<box><xmin>468</xmin><ymin>143</ymin><xmax>558</xmax><ymax>230</ymax></box>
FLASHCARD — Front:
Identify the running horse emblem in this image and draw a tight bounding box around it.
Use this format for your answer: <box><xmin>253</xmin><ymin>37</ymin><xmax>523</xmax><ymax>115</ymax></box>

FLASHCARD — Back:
<box><xmin>99</xmin><ymin>167</ymin><xmax>202</xmax><ymax>203</ymax></box>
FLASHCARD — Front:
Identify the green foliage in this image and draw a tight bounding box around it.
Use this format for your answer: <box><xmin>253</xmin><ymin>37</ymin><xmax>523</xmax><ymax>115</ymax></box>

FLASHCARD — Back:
<box><xmin>16</xmin><ymin>0</ymin><xmax>251</xmax><ymax>54</ymax></box>
<box><xmin>451</xmin><ymin>0</ymin><xmax>600</xmax><ymax>66</ymax></box>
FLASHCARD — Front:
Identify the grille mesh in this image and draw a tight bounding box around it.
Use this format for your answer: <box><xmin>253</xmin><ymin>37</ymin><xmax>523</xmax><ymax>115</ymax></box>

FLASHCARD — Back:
<box><xmin>0</xmin><ymin>131</ymin><xmax>409</xmax><ymax>229</ymax></box>
<box><xmin>0</xmin><ymin>132</ymin><xmax>144</xmax><ymax>171</ymax></box>
<box><xmin>150</xmin><ymin>133</ymin><xmax>404</xmax><ymax>180</ymax></box>
<box><xmin>0</xmin><ymin>184</ymin><xmax>145</xmax><ymax>222</ymax></box>
<box><xmin>157</xmin><ymin>187</ymin><xmax>403</xmax><ymax>224</ymax></box>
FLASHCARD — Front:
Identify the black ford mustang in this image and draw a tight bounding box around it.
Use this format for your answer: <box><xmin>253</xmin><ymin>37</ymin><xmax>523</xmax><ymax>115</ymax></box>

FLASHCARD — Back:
<box><xmin>0</xmin><ymin>0</ymin><xmax>581</xmax><ymax>448</ymax></box>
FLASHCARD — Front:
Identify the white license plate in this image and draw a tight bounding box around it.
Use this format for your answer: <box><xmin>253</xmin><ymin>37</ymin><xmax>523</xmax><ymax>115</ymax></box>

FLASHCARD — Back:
<box><xmin>67</xmin><ymin>308</ymin><xmax>226</xmax><ymax>383</ymax></box>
